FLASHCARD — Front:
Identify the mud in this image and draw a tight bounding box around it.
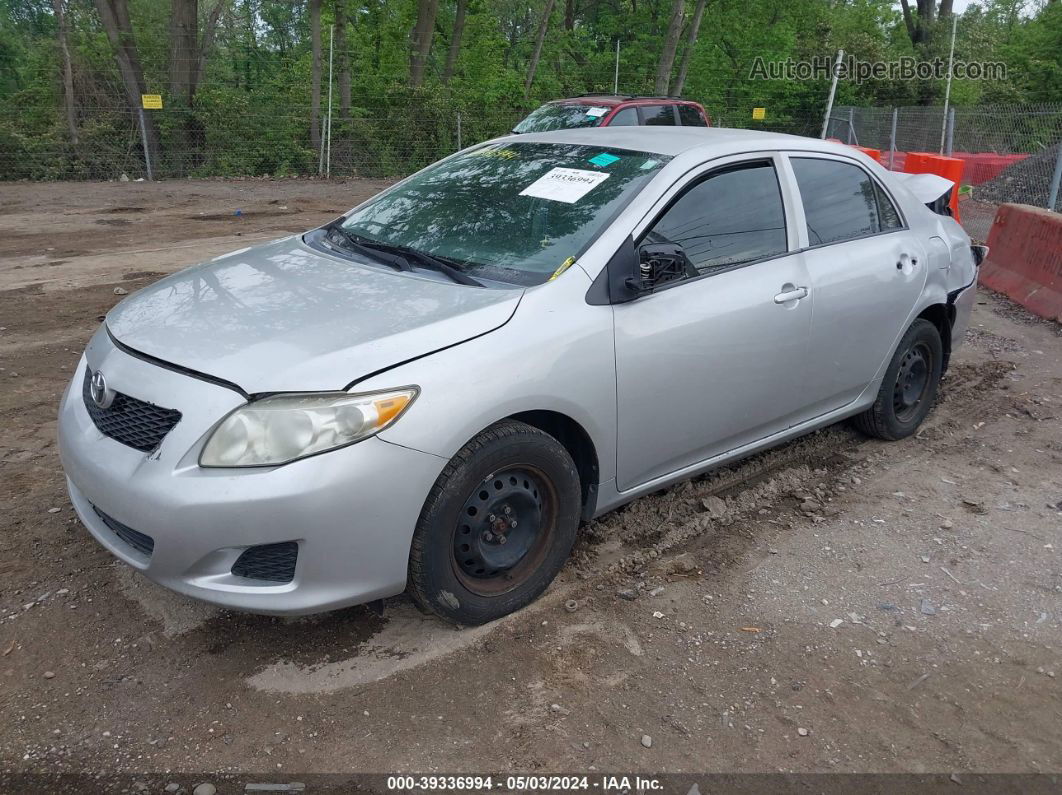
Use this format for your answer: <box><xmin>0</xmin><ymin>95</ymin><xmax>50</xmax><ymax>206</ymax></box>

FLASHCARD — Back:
<box><xmin>0</xmin><ymin>179</ymin><xmax>1060</xmax><ymax>780</ymax></box>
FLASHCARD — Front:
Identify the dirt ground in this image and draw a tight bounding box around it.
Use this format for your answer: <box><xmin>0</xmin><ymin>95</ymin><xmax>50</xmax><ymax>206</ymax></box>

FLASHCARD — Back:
<box><xmin>1</xmin><ymin>179</ymin><xmax>1060</xmax><ymax>788</ymax></box>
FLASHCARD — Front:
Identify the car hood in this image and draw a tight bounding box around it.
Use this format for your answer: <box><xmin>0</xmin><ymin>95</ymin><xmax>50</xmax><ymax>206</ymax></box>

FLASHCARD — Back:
<box><xmin>106</xmin><ymin>236</ymin><xmax>522</xmax><ymax>394</ymax></box>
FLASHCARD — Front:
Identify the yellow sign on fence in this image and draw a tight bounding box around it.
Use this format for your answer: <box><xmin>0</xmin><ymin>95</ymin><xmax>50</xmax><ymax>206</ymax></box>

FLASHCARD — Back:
<box><xmin>752</xmin><ymin>107</ymin><xmax>766</xmax><ymax>120</ymax></box>
<box><xmin>141</xmin><ymin>94</ymin><xmax>163</xmax><ymax>110</ymax></box>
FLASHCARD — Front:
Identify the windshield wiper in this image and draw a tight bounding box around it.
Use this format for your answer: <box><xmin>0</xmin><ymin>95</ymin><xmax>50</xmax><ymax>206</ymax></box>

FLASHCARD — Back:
<box><xmin>324</xmin><ymin>222</ymin><xmax>413</xmax><ymax>272</ymax></box>
<box><xmin>326</xmin><ymin>222</ymin><xmax>483</xmax><ymax>287</ymax></box>
<box><xmin>385</xmin><ymin>244</ymin><xmax>485</xmax><ymax>287</ymax></box>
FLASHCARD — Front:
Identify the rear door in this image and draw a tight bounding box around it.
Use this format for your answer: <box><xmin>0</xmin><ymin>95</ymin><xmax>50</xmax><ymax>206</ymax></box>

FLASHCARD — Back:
<box><xmin>613</xmin><ymin>155</ymin><xmax>814</xmax><ymax>490</ymax></box>
<box><xmin>785</xmin><ymin>154</ymin><xmax>927</xmax><ymax>415</ymax></box>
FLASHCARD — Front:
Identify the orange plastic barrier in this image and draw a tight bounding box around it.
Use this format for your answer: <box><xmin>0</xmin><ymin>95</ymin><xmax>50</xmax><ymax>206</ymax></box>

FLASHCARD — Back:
<box><xmin>950</xmin><ymin>152</ymin><xmax>1029</xmax><ymax>185</ymax></box>
<box><xmin>980</xmin><ymin>203</ymin><xmax>1062</xmax><ymax>323</ymax></box>
<box><xmin>850</xmin><ymin>145</ymin><xmax>882</xmax><ymax>164</ymax></box>
<box><xmin>904</xmin><ymin>152</ymin><xmax>963</xmax><ymax>222</ymax></box>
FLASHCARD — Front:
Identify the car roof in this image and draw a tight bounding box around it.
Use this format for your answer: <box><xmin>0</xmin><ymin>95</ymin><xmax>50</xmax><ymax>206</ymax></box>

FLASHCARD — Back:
<box><xmin>506</xmin><ymin>126</ymin><xmax>851</xmax><ymax>159</ymax></box>
<box><xmin>550</xmin><ymin>95</ymin><xmax>702</xmax><ymax>108</ymax></box>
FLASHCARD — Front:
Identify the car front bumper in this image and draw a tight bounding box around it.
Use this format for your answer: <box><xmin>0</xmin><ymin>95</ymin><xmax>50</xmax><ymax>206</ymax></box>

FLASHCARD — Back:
<box><xmin>58</xmin><ymin>328</ymin><xmax>447</xmax><ymax>615</ymax></box>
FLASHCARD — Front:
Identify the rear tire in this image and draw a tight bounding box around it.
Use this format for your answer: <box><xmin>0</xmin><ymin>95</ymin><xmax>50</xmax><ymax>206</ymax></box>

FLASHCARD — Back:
<box><xmin>407</xmin><ymin>420</ymin><xmax>581</xmax><ymax>626</ymax></box>
<box><xmin>853</xmin><ymin>318</ymin><xmax>943</xmax><ymax>441</ymax></box>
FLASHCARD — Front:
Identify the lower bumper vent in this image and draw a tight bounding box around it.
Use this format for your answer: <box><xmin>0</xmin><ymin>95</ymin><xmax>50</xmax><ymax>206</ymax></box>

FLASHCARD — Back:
<box><xmin>93</xmin><ymin>507</ymin><xmax>155</xmax><ymax>558</ymax></box>
<box><xmin>231</xmin><ymin>542</ymin><xmax>298</xmax><ymax>583</ymax></box>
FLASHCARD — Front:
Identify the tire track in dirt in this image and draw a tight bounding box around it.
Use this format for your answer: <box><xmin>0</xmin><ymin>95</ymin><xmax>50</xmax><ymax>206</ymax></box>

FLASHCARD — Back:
<box><xmin>244</xmin><ymin>359</ymin><xmax>1016</xmax><ymax>693</ymax></box>
<box><xmin>575</xmin><ymin>358</ymin><xmax>1015</xmax><ymax>585</ymax></box>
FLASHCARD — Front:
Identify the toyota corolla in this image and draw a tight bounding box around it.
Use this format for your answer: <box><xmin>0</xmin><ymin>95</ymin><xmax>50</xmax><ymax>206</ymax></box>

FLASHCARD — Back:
<box><xmin>58</xmin><ymin>127</ymin><xmax>981</xmax><ymax>625</ymax></box>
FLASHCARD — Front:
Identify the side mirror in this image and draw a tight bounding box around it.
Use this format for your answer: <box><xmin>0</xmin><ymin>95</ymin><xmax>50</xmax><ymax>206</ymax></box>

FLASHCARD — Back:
<box><xmin>636</xmin><ymin>242</ymin><xmax>695</xmax><ymax>289</ymax></box>
<box><xmin>588</xmin><ymin>237</ymin><xmax>696</xmax><ymax>306</ymax></box>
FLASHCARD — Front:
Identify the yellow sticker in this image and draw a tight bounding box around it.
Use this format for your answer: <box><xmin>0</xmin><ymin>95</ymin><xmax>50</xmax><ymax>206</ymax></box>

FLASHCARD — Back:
<box><xmin>473</xmin><ymin>147</ymin><xmax>517</xmax><ymax>160</ymax></box>
<box><xmin>549</xmin><ymin>256</ymin><xmax>576</xmax><ymax>281</ymax></box>
<box><xmin>141</xmin><ymin>94</ymin><xmax>163</xmax><ymax>109</ymax></box>
<box><xmin>752</xmin><ymin>107</ymin><xmax>766</xmax><ymax>120</ymax></box>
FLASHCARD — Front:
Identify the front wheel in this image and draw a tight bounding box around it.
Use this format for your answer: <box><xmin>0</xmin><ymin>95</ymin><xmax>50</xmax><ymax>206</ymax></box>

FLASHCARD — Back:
<box><xmin>853</xmin><ymin>318</ymin><xmax>943</xmax><ymax>441</ymax></box>
<box><xmin>407</xmin><ymin>420</ymin><xmax>581</xmax><ymax>625</ymax></box>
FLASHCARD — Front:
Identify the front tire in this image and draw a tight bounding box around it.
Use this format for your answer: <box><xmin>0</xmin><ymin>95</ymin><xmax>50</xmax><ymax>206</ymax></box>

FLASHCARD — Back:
<box><xmin>853</xmin><ymin>318</ymin><xmax>943</xmax><ymax>441</ymax></box>
<box><xmin>407</xmin><ymin>420</ymin><xmax>581</xmax><ymax>625</ymax></box>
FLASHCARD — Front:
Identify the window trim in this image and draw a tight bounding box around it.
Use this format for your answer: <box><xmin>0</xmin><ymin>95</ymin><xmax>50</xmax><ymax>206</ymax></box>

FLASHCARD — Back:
<box><xmin>783</xmin><ymin>152</ymin><xmax>909</xmax><ymax>252</ymax></box>
<box><xmin>629</xmin><ymin>154</ymin><xmax>794</xmax><ymax>295</ymax></box>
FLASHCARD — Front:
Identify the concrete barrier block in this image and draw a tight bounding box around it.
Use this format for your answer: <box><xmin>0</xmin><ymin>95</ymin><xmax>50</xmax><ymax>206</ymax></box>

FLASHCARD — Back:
<box><xmin>981</xmin><ymin>203</ymin><xmax>1062</xmax><ymax>322</ymax></box>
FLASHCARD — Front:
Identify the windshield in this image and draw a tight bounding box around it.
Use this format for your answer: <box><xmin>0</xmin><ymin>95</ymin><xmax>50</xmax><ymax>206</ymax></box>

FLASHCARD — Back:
<box><xmin>513</xmin><ymin>103</ymin><xmax>610</xmax><ymax>133</ymax></box>
<box><xmin>339</xmin><ymin>142</ymin><xmax>670</xmax><ymax>285</ymax></box>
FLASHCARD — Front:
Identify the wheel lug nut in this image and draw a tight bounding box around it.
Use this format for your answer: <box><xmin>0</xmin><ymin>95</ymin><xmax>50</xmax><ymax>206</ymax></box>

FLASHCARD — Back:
<box><xmin>498</xmin><ymin>535</ymin><xmax>507</xmax><ymax>544</ymax></box>
<box><xmin>489</xmin><ymin>514</ymin><xmax>496</xmax><ymax>522</ymax></box>
<box><xmin>482</xmin><ymin>531</ymin><xmax>493</xmax><ymax>542</ymax></box>
<box><xmin>503</xmin><ymin>506</ymin><xmax>512</xmax><ymax>515</ymax></box>
<box><xmin>511</xmin><ymin>520</ymin><xmax>518</xmax><ymax>528</ymax></box>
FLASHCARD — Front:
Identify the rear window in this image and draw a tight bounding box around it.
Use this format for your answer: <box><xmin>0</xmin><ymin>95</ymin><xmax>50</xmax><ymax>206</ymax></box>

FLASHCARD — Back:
<box><xmin>513</xmin><ymin>103</ymin><xmax>609</xmax><ymax>133</ymax></box>
<box><xmin>641</xmin><ymin>105</ymin><xmax>677</xmax><ymax>126</ymax></box>
<box><xmin>677</xmin><ymin>105</ymin><xmax>707</xmax><ymax>127</ymax></box>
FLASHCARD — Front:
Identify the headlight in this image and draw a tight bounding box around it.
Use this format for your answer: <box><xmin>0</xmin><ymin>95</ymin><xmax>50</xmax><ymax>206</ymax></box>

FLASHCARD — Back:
<box><xmin>199</xmin><ymin>387</ymin><xmax>418</xmax><ymax>467</ymax></box>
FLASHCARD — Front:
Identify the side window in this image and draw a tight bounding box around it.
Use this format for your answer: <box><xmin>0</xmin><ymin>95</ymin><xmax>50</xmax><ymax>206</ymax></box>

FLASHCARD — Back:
<box><xmin>646</xmin><ymin>162</ymin><xmax>788</xmax><ymax>275</ymax></box>
<box><xmin>641</xmin><ymin>105</ymin><xmax>677</xmax><ymax>126</ymax></box>
<box><xmin>607</xmin><ymin>107</ymin><xmax>639</xmax><ymax>126</ymax></box>
<box><xmin>791</xmin><ymin>157</ymin><xmax>900</xmax><ymax>245</ymax></box>
<box><xmin>677</xmin><ymin>105</ymin><xmax>707</xmax><ymax>127</ymax></box>
<box><xmin>874</xmin><ymin>182</ymin><xmax>903</xmax><ymax>229</ymax></box>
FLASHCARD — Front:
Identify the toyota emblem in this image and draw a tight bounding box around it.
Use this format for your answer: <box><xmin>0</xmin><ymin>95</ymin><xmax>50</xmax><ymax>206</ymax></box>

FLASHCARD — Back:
<box><xmin>89</xmin><ymin>370</ymin><xmax>114</xmax><ymax>409</ymax></box>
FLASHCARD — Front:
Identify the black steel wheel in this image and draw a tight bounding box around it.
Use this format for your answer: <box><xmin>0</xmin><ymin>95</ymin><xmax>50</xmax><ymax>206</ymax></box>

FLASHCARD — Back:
<box><xmin>452</xmin><ymin>465</ymin><xmax>557</xmax><ymax>596</ymax></box>
<box><xmin>854</xmin><ymin>318</ymin><xmax>944</xmax><ymax>441</ymax></box>
<box><xmin>892</xmin><ymin>340</ymin><xmax>933</xmax><ymax>423</ymax></box>
<box><xmin>408</xmin><ymin>420</ymin><xmax>581</xmax><ymax>625</ymax></box>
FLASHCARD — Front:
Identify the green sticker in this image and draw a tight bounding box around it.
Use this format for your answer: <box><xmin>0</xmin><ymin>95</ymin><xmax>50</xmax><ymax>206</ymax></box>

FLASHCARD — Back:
<box><xmin>588</xmin><ymin>153</ymin><xmax>621</xmax><ymax>168</ymax></box>
<box><xmin>640</xmin><ymin>158</ymin><xmax>660</xmax><ymax>170</ymax></box>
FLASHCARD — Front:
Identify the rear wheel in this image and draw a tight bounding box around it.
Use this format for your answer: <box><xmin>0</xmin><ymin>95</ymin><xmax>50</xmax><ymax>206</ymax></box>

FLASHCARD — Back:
<box><xmin>407</xmin><ymin>420</ymin><xmax>581</xmax><ymax>625</ymax></box>
<box><xmin>853</xmin><ymin>319</ymin><xmax>943</xmax><ymax>441</ymax></box>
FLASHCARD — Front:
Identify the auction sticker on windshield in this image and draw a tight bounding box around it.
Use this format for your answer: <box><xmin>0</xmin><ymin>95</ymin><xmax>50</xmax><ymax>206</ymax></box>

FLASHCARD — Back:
<box><xmin>519</xmin><ymin>167</ymin><xmax>609</xmax><ymax>204</ymax></box>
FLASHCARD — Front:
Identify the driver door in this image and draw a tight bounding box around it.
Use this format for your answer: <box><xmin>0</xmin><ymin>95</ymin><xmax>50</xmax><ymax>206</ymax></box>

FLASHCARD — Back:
<box><xmin>613</xmin><ymin>155</ymin><xmax>814</xmax><ymax>491</ymax></box>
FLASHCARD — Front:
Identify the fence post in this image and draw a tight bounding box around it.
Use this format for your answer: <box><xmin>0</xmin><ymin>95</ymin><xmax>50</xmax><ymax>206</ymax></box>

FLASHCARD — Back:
<box><xmin>137</xmin><ymin>106</ymin><xmax>153</xmax><ymax>181</ymax></box>
<box><xmin>325</xmin><ymin>24</ymin><xmax>334</xmax><ymax>178</ymax></box>
<box><xmin>456</xmin><ymin>112</ymin><xmax>462</xmax><ymax>151</ymax></box>
<box><xmin>1048</xmin><ymin>144</ymin><xmax>1062</xmax><ymax>212</ymax></box>
<box><xmin>819</xmin><ymin>49</ymin><xmax>844</xmax><ymax>139</ymax></box>
<box><xmin>846</xmin><ymin>107</ymin><xmax>854</xmax><ymax>145</ymax></box>
<box><xmin>945</xmin><ymin>107</ymin><xmax>955</xmax><ymax>157</ymax></box>
<box><xmin>888</xmin><ymin>107</ymin><xmax>897</xmax><ymax>170</ymax></box>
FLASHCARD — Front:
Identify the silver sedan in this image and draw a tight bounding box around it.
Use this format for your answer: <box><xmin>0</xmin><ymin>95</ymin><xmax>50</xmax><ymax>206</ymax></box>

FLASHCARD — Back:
<box><xmin>58</xmin><ymin>127</ymin><xmax>981</xmax><ymax>625</ymax></box>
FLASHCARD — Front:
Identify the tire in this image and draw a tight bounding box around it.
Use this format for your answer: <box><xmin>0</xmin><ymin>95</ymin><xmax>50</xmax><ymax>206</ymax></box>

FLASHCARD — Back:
<box><xmin>407</xmin><ymin>420</ymin><xmax>581</xmax><ymax>626</ymax></box>
<box><xmin>853</xmin><ymin>318</ymin><xmax>943</xmax><ymax>441</ymax></box>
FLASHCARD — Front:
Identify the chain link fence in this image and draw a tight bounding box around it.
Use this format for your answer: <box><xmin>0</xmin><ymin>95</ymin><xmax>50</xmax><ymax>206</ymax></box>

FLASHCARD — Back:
<box><xmin>0</xmin><ymin>102</ymin><xmax>529</xmax><ymax>182</ymax></box>
<box><xmin>4</xmin><ymin>96</ymin><xmax>1060</xmax><ymax>243</ymax></box>
<box><xmin>829</xmin><ymin>104</ymin><xmax>1062</xmax><ymax>241</ymax></box>
<box><xmin>0</xmin><ymin>100</ymin><xmax>831</xmax><ymax>182</ymax></box>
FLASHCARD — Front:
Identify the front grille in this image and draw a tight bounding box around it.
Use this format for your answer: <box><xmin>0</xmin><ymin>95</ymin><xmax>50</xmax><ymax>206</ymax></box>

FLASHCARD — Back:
<box><xmin>93</xmin><ymin>506</ymin><xmax>155</xmax><ymax>558</ymax></box>
<box><xmin>231</xmin><ymin>542</ymin><xmax>298</xmax><ymax>583</ymax></box>
<box><xmin>82</xmin><ymin>368</ymin><xmax>182</xmax><ymax>453</ymax></box>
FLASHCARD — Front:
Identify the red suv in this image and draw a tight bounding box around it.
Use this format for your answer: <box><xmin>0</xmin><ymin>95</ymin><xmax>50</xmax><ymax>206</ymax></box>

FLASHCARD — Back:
<box><xmin>513</xmin><ymin>95</ymin><xmax>711</xmax><ymax>134</ymax></box>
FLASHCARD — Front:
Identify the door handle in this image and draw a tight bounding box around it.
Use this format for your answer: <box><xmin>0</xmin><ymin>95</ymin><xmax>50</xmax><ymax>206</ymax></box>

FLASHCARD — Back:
<box><xmin>774</xmin><ymin>286</ymin><xmax>809</xmax><ymax>304</ymax></box>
